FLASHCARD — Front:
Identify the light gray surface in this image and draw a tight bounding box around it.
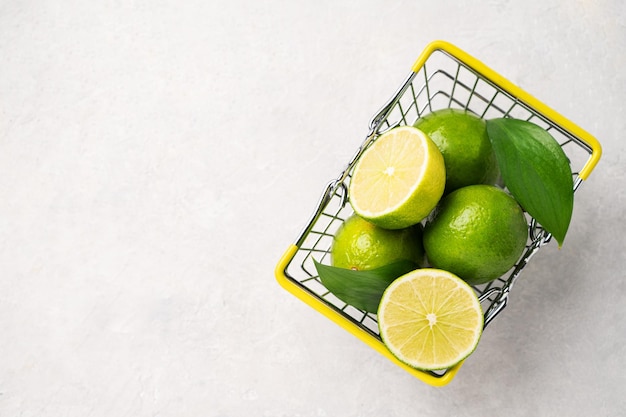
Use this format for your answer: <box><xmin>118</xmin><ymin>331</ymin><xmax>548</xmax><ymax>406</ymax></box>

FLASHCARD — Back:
<box><xmin>1</xmin><ymin>1</ymin><xmax>625</xmax><ymax>416</ymax></box>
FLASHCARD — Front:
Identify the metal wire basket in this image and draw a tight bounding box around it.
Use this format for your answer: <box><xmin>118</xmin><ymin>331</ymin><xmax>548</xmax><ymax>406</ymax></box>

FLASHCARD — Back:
<box><xmin>275</xmin><ymin>40</ymin><xmax>602</xmax><ymax>386</ymax></box>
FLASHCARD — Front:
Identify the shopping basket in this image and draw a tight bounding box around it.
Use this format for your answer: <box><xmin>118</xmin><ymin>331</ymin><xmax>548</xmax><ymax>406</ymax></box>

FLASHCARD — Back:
<box><xmin>274</xmin><ymin>40</ymin><xmax>602</xmax><ymax>387</ymax></box>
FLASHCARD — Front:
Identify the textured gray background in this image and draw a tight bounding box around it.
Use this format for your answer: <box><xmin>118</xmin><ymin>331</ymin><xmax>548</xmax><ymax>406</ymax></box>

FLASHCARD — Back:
<box><xmin>1</xmin><ymin>0</ymin><xmax>624</xmax><ymax>416</ymax></box>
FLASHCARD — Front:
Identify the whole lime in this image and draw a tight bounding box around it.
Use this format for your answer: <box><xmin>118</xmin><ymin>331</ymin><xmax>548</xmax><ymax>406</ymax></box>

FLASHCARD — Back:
<box><xmin>414</xmin><ymin>108</ymin><xmax>499</xmax><ymax>194</ymax></box>
<box><xmin>331</xmin><ymin>213</ymin><xmax>425</xmax><ymax>271</ymax></box>
<box><xmin>423</xmin><ymin>185</ymin><xmax>528</xmax><ymax>285</ymax></box>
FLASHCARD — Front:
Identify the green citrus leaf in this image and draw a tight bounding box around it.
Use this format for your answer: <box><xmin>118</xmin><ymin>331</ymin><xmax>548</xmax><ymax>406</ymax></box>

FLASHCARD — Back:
<box><xmin>313</xmin><ymin>259</ymin><xmax>418</xmax><ymax>313</ymax></box>
<box><xmin>486</xmin><ymin>118</ymin><xmax>574</xmax><ymax>246</ymax></box>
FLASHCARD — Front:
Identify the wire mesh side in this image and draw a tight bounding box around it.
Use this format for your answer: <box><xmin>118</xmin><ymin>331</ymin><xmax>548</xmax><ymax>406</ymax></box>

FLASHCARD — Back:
<box><xmin>284</xmin><ymin>184</ymin><xmax>381</xmax><ymax>336</ymax></box>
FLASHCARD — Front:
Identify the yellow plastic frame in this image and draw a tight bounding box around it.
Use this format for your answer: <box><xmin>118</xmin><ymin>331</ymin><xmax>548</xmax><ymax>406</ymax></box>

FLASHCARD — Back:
<box><xmin>275</xmin><ymin>40</ymin><xmax>602</xmax><ymax>387</ymax></box>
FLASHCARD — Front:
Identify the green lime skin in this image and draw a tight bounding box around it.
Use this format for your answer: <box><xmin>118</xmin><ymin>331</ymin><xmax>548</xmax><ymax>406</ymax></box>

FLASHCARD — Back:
<box><xmin>331</xmin><ymin>214</ymin><xmax>425</xmax><ymax>271</ymax></box>
<box><xmin>414</xmin><ymin>108</ymin><xmax>499</xmax><ymax>194</ymax></box>
<box><xmin>423</xmin><ymin>185</ymin><xmax>528</xmax><ymax>285</ymax></box>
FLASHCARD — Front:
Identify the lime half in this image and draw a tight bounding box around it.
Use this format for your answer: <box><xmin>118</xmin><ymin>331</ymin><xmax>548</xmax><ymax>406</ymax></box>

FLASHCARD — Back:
<box><xmin>377</xmin><ymin>268</ymin><xmax>484</xmax><ymax>371</ymax></box>
<box><xmin>349</xmin><ymin>126</ymin><xmax>445</xmax><ymax>229</ymax></box>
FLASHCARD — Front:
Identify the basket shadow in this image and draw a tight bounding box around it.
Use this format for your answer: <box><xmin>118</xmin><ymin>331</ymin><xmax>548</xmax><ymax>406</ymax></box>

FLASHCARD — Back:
<box><xmin>476</xmin><ymin>231</ymin><xmax>591</xmax><ymax>381</ymax></box>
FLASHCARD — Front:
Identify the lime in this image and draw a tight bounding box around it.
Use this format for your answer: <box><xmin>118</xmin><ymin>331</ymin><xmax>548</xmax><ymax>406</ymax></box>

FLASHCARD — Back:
<box><xmin>414</xmin><ymin>108</ymin><xmax>499</xmax><ymax>194</ymax></box>
<box><xmin>423</xmin><ymin>185</ymin><xmax>528</xmax><ymax>285</ymax></box>
<box><xmin>348</xmin><ymin>126</ymin><xmax>445</xmax><ymax>229</ymax></box>
<box><xmin>331</xmin><ymin>213</ymin><xmax>424</xmax><ymax>271</ymax></box>
<box><xmin>377</xmin><ymin>268</ymin><xmax>484</xmax><ymax>371</ymax></box>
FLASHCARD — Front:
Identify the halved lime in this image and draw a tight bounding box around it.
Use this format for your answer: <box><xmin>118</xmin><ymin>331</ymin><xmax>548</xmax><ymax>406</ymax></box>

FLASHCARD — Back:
<box><xmin>349</xmin><ymin>126</ymin><xmax>445</xmax><ymax>229</ymax></box>
<box><xmin>377</xmin><ymin>268</ymin><xmax>484</xmax><ymax>371</ymax></box>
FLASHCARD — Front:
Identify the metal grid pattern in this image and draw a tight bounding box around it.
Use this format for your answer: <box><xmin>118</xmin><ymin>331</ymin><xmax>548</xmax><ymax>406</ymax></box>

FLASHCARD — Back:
<box><xmin>283</xmin><ymin>48</ymin><xmax>594</xmax><ymax>353</ymax></box>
